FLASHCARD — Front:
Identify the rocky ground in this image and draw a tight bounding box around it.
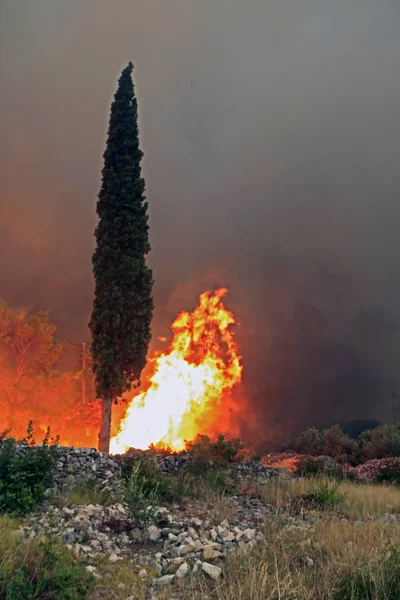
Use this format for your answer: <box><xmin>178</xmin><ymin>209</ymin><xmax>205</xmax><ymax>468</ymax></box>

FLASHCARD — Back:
<box><xmin>23</xmin><ymin>493</ymin><xmax>317</xmax><ymax>600</ymax></box>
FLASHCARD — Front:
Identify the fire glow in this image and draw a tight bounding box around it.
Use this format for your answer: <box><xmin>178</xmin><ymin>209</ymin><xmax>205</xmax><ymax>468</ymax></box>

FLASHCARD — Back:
<box><xmin>110</xmin><ymin>289</ymin><xmax>242</xmax><ymax>453</ymax></box>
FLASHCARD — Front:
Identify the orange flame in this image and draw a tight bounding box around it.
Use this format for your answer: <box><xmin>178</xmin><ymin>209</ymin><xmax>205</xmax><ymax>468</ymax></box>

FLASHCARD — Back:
<box><xmin>110</xmin><ymin>289</ymin><xmax>242</xmax><ymax>453</ymax></box>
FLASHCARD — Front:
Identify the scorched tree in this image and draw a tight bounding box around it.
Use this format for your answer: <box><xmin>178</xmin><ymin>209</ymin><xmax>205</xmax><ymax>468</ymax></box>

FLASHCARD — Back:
<box><xmin>89</xmin><ymin>62</ymin><xmax>153</xmax><ymax>453</ymax></box>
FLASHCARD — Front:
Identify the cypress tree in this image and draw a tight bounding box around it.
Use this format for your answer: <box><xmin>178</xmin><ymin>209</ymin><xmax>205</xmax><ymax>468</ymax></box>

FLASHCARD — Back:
<box><xmin>89</xmin><ymin>62</ymin><xmax>153</xmax><ymax>453</ymax></box>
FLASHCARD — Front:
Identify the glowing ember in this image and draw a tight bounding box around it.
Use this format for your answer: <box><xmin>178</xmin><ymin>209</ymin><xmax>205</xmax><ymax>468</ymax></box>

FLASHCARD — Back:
<box><xmin>110</xmin><ymin>289</ymin><xmax>242</xmax><ymax>453</ymax></box>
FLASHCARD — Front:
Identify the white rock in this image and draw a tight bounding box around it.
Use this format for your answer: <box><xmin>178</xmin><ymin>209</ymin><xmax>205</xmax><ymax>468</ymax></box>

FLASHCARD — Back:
<box><xmin>109</xmin><ymin>553</ymin><xmax>119</xmax><ymax>562</ymax></box>
<box><xmin>175</xmin><ymin>562</ymin><xmax>190</xmax><ymax>579</ymax></box>
<box><xmin>210</xmin><ymin>528</ymin><xmax>218</xmax><ymax>541</ymax></box>
<box><xmin>138</xmin><ymin>569</ymin><xmax>147</xmax><ymax>579</ymax></box>
<box><xmin>202</xmin><ymin>562</ymin><xmax>222</xmax><ymax>581</ymax></box>
<box><xmin>148</xmin><ymin>525</ymin><xmax>161</xmax><ymax>541</ymax></box>
<box><xmin>156</xmin><ymin>574</ymin><xmax>175</xmax><ymax>585</ymax></box>
<box><xmin>86</xmin><ymin>565</ymin><xmax>96</xmax><ymax>574</ymax></box>
<box><xmin>243</xmin><ymin>528</ymin><xmax>256</xmax><ymax>541</ymax></box>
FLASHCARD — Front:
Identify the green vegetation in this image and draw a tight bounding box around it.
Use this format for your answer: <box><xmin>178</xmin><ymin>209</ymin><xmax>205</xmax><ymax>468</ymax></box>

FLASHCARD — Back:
<box><xmin>0</xmin><ymin>423</ymin><xmax>57</xmax><ymax>516</ymax></box>
<box><xmin>304</xmin><ymin>480</ymin><xmax>345</xmax><ymax>508</ymax></box>
<box><xmin>186</xmin><ymin>433</ymin><xmax>248</xmax><ymax>469</ymax></box>
<box><xmin>293</xmin><ymin>423</ymin><xmax>400</xmax><ymax>468</ymax></box>
<box><xmin>89</xmin><ymin>62</ymin><xmax>153</xmax><ymax>453</ymax></box>
<box><xmin>0</xmin><ymin>515</ymin><xmax>94</xmax><ymax>599</ymax></box>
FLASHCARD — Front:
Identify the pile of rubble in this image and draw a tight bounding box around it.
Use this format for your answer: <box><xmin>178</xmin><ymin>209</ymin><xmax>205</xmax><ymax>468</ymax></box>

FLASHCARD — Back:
<box><xmin>23</xmin><ymin>496</ymin><xmax>310</xmax><ymax>593</ymax></box>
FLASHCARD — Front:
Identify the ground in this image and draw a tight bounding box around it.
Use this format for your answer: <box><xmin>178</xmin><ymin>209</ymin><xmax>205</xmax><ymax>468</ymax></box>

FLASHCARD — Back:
<box><xmin>1</xmin><ymin>464</ymin><xmax>400</xmax><ymax>600</ymax></box>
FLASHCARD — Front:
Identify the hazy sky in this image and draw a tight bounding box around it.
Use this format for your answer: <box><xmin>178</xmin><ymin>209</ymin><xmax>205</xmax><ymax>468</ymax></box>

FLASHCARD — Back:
<box><xmin>1</xmin><ymin>1</ymin><xmax>400</xmax><ymax>443</ymax></box>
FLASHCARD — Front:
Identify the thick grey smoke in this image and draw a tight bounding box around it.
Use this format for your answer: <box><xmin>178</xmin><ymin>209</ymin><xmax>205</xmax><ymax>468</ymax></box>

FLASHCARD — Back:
<box><xmin>1</xmin><ymin>0</ymin><xmax>400</xmax><ymax>447</ymax></box>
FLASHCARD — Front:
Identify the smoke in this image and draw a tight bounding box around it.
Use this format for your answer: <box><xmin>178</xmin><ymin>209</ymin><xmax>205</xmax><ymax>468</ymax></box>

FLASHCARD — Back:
<box><xmin>1</xmin><ymin>0</ymin><xmax>400</xmax><ymax>448</ymax></box>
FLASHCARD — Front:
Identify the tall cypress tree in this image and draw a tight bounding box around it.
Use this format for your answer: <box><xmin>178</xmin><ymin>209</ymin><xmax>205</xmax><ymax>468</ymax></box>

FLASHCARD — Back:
<box><xmin>89</xmin><ymin>62</ymin><xmax>153</xmax><ymax>453</ymax></box>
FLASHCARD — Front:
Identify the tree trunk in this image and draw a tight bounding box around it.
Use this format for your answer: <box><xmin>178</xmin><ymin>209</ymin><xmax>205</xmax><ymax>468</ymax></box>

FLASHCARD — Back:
<box><xmin>98</xmin><ymin>396</ymin><xmax>113</xmax><ymax>453</ymax></box>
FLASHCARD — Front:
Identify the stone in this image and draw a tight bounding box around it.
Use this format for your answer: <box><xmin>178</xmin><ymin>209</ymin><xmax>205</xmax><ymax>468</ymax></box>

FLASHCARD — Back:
<box><xmin>203</xmin><ymin>546</ymin><xmax>223</xmax><ymax>560</ymax></box>
<box><xmin>148</xmin><ymin>526</ymin><xmax>161</xmax><ymax>541</ymax></box>
<box><xmin>175</xmin><ymin>562</ymin><xmax>190</xmax><ymax>579</ymax></box>
<box><xmin>202</xmin><ymin>562</ymin><xmax>222</xmax><ymax>581</ymax></box>
<box><xmin>156</xmin><ymin>574</ymin><xmax>175</xmax><ymax>585</ymax></box>
<box><xmin>109</xmin><ymin>553</ymin><xmax>119</xmax><ymax>562</ymax></box>
<box><xmin>220</xmin><ymin>519</ymin><xmax>229</xmax><ymax>529</ymax></box>
<box><xmin>180</xmin><ymin>543</ymin><xmax>194</xmax><ymax>555</ymax></box>
<box><xmin>86</xmin><ymin>565</ymin><xmax>97</xmax><ymax>574</ymax></box>
<box><xmin>305</xmin><ymin>556</ymin><xmax>314</xmax><ymax>567</ymax></box>
<box><xmin>243</xmin><ymin>528</ymin><xmax>256</xmax><ymax>541</ymax></box>
<box><xmin>138</xmin><ymin>569</ymin><xmax>147</xmax><ymax>579</ymax></box>
<box><xmin>192</xmin><ymin>560</ymin><xmax>202</xmax><ymax>574</ymax></box>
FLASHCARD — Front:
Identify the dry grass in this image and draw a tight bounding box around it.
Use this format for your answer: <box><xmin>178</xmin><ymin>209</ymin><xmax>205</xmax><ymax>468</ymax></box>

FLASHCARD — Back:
<box><xmin>242</xmin><ymin>475</ymin><xmax>400</xmax><ymax>519</ymax></box>
<box><xmin>89</xmin><ymin>559</ymin><xmax>150</xmax><ymax>600</ymax></box>
<box><xmin>177</xmin><ymin>518</ymin><xmax>400</xmax><ymax>599</ymax></box>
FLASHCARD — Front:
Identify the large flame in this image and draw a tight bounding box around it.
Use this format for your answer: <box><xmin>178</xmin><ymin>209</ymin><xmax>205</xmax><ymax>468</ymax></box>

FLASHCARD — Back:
<box><xmin>110</xmin><ymin>289</ymin><xmax>242</xmax><ymax>453</ymax></box>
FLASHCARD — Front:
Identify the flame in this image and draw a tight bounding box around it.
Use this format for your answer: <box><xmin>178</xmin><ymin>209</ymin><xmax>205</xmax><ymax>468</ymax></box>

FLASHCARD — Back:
<box><xmin>110</xmin><ymin>289</ymin><xmax>242</xmax><ymax>453</ymax></box>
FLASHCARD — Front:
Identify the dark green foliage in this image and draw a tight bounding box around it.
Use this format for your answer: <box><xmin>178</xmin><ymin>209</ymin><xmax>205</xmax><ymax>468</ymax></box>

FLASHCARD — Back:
<box><xmin>333</xmin><ymin>546</ymin><xmax>400</xmax><ymax>600</ymax></box>
<box><xmin>360</xmin><ymin>425</ymin><xmax>400</xmax><ymax>460</ymax></box>
<box><xmin>89</xmin><ymin>61</ymin><xmax>153</xmax><ymax>403</ymax></box>
<box><xmin>0</xmin><ymin>423</ymin><xmax>58</xmax><ymax>516</ymax></box>
<box><xmin>303</xmin><ymin>480</ymin><xmax>345</xmax><ymax>508</ymax></box>
<box><xmin>294</xmin><ymin>427</ymin><xmax>323</xmax><ymax>455</ymax></box>
<box><xmin>2</xmin><ymin>535</ymin><xmax>94</xmax><ymax>599</ymax></box>
<box><xmin>294</xmin><ymin>425</ymin><xmax>358</xmax><ymax>464</ymax></box>
<box><xmin>186</xmin><ymin>433</ymin><xmax>247</xmax><ymax>467</ymax></box>
<box><xmin>322</xmin><ymin>425</ymin><xmax>358</xmax><ymax>464</ymax></box>
<box><xmin>375</xmin><ymin>462</ymin><xmax>400</xmax><ymax>485</ymax></box>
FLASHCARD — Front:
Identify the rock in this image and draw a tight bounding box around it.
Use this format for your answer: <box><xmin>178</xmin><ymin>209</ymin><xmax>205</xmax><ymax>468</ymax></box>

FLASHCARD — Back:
<box><xmin>131</xmin><ymin>529</ymin><xmax>143</xmax><ymax>541</ymax></box>
<box><xmin>192</xmin><ymin>560</ymin><xmax>203</xmax><ymax>574</ymax></box>
<box><xmin>86</xmin><ymin>565</ymin><xmax>97</xmax><ymax>574</ymax></box>
<box><xmin>180</xmin><ymin>543</ymin><xmax>194</xmax><ymax>555</ymax></box>
<box><xmin>155</xmin><ymin>574</ymin><xmax>175</xmax><ymax>585</ymax></box>
<box><xmin>202</xmin><ymin>562</ymin><xmax>222</xmax><ymax>581</ymax></box>
<box><xmin>109</xmin><ymin>553</ymin><xmax>119</xmax><ymax>562</ymax></box>
<box><xmin>243</xmin><ymin>528</ymin><xmax>256</xmax><ymax>541</ymax></box>
<box><xmin>175</xmin><ymin>562</ymin><xmax>190</xmax><ymax>579</ymax></box>
<box><xmin>203</xmin><ymin>546</ymin><xmax>223</xmax><ymax>560</ymax></box>
<box><xmin>138</xmin><ymin>569</ymin><xmax>147</xmax><ymax>579</ymax></box>
<box><xmin>148</xmin><ymin>526</ymin><xmax>162</xmax><ymax>541</ymax></box>
<box><xmin>305</xmin><ymin>556</ymin><xmax>314</xmax><ymax>567</ymax></box>
<box><xmin>220</xmin><ymin>519</ymin><xmax>229</xmax><ymax>529</ymax></box>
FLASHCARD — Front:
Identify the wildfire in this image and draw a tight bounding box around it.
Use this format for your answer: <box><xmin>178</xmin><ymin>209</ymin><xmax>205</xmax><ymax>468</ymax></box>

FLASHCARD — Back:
<box><xmin>110</xmin><ymin>289</ymin><xmax>242</xmax><ymax>453</ymax></box>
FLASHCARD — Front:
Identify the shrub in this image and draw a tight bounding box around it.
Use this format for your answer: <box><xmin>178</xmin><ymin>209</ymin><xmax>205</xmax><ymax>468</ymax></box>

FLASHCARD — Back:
<box><xmin>293</xmin><ymin>427</ymin><xmax>323</xmax><ymax>455</ymax></box>
<box><xmin>123</xmin><ymin>462</ymin><xmax>161</xmax><ymax>524</ymax></box>
<box><xmin>0</xmin><ymin>530</ymin><xmax>94</xmax><ymax>599</ymax></box>
<box><xmin>297</xmin><ymin>455</ymin><xmax>337</xmax><ymax>477</ymax></box>
<box><xmin>322</xmin><ymin>425</ymin><xmax>358</xmax><ymax>464</ymax></box>
<box><xmin>360</xmin><ymin>424</ymin><xmax>400</xmax><ymax>460</ymax></box>
<box><xmin>304</xmin><ymin>480</ymin><xmax>345</xmax><ymax>508</ymax></box>
<box><xmin>0</xmin><ymin>422</ymin><xmax>58</xmax><ymax>516</ymax></box>
<box><xmin>185</xmin><ymin>433</ymin><xmax>247</xmax><ymax>467</ymax></box>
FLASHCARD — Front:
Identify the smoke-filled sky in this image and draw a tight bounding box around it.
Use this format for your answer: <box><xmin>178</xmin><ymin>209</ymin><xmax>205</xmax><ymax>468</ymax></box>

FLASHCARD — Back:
<box><xmin>1</xmin><ymin>0</ymin><xmax>400</xmax><ymax>445</ymax></box>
